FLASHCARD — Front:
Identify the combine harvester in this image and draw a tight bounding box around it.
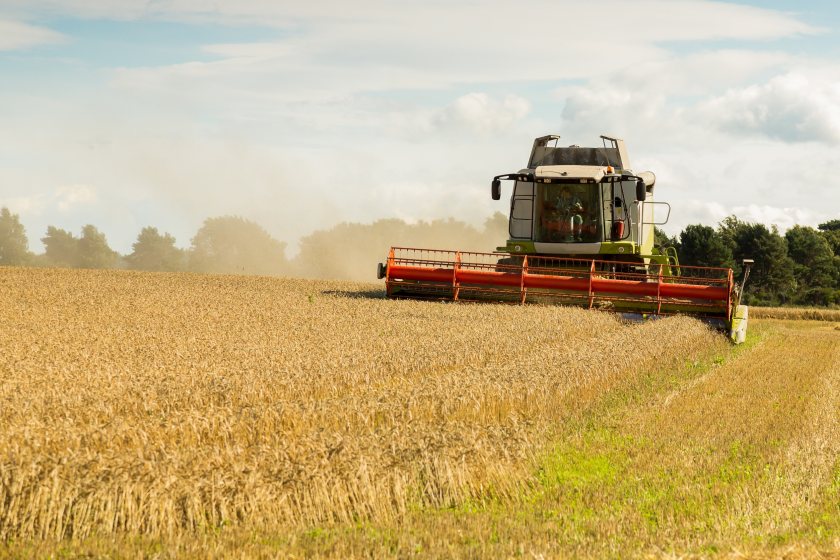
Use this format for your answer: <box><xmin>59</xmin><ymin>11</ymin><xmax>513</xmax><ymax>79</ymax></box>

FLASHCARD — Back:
<box><xmin>377</xmin><ymin>135</ymin><xmax>753</xmax><ymax>343</ymax></box>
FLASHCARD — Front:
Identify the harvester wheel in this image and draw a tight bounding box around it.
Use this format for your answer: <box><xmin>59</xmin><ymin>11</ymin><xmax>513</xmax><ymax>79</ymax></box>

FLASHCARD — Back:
<box><xmin>377</xmin><ymin>262</ymin><xmax>387</xmax><ymax>280</ymax></box>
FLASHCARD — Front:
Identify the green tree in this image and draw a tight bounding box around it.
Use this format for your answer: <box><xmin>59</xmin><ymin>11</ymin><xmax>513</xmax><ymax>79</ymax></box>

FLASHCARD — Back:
<box><xmin>77</xmin><ymin>225</ymin><xmax>118</xmax><ymax>269</ymax></box>
<box><xmin>818</xmin><ymin>220</ymin><xmax>840</xmax><ymax>256</ymax></box>
<box><xmin>785</xmin><ymin>225</ymin><xmax>836</xmax><ymax>288</ymax></box>
<box><xmin>678</xmin><ymin>224</ymin><xmax>734</xmax><ymax>269</ymax></box>
<box><xmin>189</xmin><ymin>216</ymin><xmax>287</xmax><ymax>275</ymax></box>
<box><xmin>126</xmin><ymin>227</ymin><xmax>185</xmax><ymax>271</ymax></box>
<box><xmin>818</xmin><ymin>219</ymin><xmax>840</xmax><ymax>231</ymax></box>
<box><xmin>0</xmin><ymin>207</ymin><xmax>31</xmax><ymax>265</ymax></box>
<box><xmin>722</xmin><ymin>219</ymin><xmax>795</xmax><ymax>305</ymax></box>
<box><xmin>41</xmin><ymin>226</ymin><xmax>80</xmax><ymax>267</ymax></box>
<box><xmin>653</xmin><ymin>226</ymin><xmax>678</xmax><ymax>249</ymax></box>
<box><xmin>815</xmin><ymin>220</ymin><xmax>840</xmax><ymax>302</ymax></box>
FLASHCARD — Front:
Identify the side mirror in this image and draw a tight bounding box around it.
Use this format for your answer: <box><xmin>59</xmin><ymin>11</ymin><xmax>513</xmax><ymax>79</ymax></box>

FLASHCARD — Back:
<box><xmin>491</xmin><ymin>179</ymin><xmax>501</xmax><ymax>200</ymax></box>
<box><xmin>635</xmin><ymin>179</ymin><xmax>647</xmax><ymax>202</ymax></box>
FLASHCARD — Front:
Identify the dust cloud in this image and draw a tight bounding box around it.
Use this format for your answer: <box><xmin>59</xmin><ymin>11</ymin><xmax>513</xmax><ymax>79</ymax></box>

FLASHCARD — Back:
<box><xmin>290</xmin><ymin>212</ymin><xmax>508</xmax><ymax>282</ymax></box>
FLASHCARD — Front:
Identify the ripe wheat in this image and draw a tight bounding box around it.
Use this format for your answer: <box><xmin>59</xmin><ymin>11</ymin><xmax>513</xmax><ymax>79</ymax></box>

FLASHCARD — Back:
<box><xmin>0</xmin><ymin>267</ymin><xmax>726</xmax><ymax>541</ymax></box>
<box><xmin>750</xmin><ymin>306</ymin><xmax>840</xmax><ymax>321</ymax></box>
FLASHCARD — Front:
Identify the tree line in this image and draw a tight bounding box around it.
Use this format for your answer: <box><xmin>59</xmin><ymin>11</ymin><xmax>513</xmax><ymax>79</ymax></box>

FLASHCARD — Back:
<box><xmin>656</xmin><ymin>217</ymin><xmax>840</xmax><ymax>306</ymax></box>
<box><xmin>0</xmin><ymin>209</ymin><xmax>508</xmax><ymax>281</ymax></box>
<box><xmin>0</xmin><ymin>211</ymin><xmax>289</xmax><ymax>276</ymax></box>
<box><xmin>0</xmin><ymin>207</ymin><xmax>838</xmax><ymax>306</ymax></box>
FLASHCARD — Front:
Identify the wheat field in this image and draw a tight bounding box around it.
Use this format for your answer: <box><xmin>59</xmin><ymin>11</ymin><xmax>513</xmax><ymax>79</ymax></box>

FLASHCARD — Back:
<box><xmin>0</xmin><ymin>268</ymin><xmax>837</xmax><ymax>558</ymax></box>
<box><xmin>751</xmin><ymin>306</ymin><xmax>840</xmax><ymax>321</ymax></box>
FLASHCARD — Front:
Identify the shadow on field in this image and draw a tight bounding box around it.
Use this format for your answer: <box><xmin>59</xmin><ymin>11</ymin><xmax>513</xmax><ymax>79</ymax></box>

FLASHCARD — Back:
<box><xmin>321</xmin><ymin>289</ymin><xmax>387</xmax><ymax>300</ymax></box>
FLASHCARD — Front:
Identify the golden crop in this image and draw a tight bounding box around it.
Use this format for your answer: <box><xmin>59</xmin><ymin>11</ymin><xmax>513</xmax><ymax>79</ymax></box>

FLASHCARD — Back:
<box><xmin>751</xmin><ymin>306</ymin><xmax>840</xmax><ymax>322</ymax></box>
<box><xmin>0</xmin><ymin>267</ymin><xmax>730</xmax><ymax>542</ymax></box>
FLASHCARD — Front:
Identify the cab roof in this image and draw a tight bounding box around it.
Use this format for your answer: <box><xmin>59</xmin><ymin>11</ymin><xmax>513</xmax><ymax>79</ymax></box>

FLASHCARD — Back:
<box><xmin>534</xmin><ymin>165</ymin><xmax>608</xmax><ymax>182</ymax></box>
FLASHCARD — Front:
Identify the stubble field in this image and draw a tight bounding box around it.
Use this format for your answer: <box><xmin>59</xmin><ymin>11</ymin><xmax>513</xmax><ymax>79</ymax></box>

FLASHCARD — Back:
<box><xmin>0</xmin><ymin>267</ymin><xmax>837</xmax><ymax>558</ymax></box>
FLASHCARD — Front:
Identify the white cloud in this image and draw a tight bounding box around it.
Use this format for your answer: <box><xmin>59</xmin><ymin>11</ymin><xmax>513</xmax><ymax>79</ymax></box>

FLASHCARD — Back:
<box><xmin>0</xmin><ymin>186</ymin><xmax>97</xmax><ymax>216</ymax></box>
<box><xmin>673</xmin><ymin>200</ymin><xmax>823</xmax><ymax>234</ymax></box>
<box><xmin>695</xmin><ymin>72</ymin><xmax>840</xmax><ymax>144</ymax></box>
<box><xmin>100</xmin><ymin>1</ymin><xmax>816</xmax><ymax>103</ymax></box>
<box><xmin>0</xmin><ymin>19</ymin><xmax>64</xmax><ymax>50</ymax></box>
<box><xmin>1</xmin><ymin>0</ymin><xmax>835</xmax><ymax>255</ymax></box>
<box><xmin>3</xmin><ymin>0</ymin><xmax>818</xmax><ymax>41</ymax></box>
<box><xmin>730</xmin><ymin>203</ymin><xmax>819</xmax><ymax>231</ymax></box>
<box><xmin>554</xmin><ymin>49</ymin><xmax>806</xmax><ymax>152</ymax></box>
<box><xmin>559</xmin><ymin>87</ymin><xmax>667</xmax><ymax>144</ymax></box>
<box><xmin>433</xmin><ymin>93</ymin><xmax>530</xmax><ymax>134</ymax></box>
<box><xmin>0</xmin><ymin>195</ymin><xmax>45</xmax><ymax>215</ymax></box>
<box><xmin>557</xmin><ymin>49</ymin><xmax>793</xmax><ymax>103</ymax></box>
<box><xmin>55</xmin><ymin>185</ymin><xmax>97</xmax><ymax>211</ymax></box>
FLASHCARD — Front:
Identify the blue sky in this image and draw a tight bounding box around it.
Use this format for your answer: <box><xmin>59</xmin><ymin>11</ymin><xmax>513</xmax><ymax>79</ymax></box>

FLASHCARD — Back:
<box><xmin>1</xmin><ymin>1</ymin><xmax>839</xmax><ymax>254</ymax></box>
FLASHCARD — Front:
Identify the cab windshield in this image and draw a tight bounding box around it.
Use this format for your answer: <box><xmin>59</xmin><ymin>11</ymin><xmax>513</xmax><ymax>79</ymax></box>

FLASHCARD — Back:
<box><xmin>535</xmin><ymin>183</ymin><xmax>602</xmax><ymax>243</ymax></box>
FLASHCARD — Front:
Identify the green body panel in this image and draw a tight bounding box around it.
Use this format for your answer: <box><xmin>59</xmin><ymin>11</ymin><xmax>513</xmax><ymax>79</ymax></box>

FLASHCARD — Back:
<box><xmin>498</xmin><ymin>239</ymin><xmax>638</xmax><ymax>255</ymax></box>
<box><xmin>648</xmin><ymin>247</ymin><xmax>680</xmax><ymax>277</ymax></box>
<box><xmin>729</xmin><ymin>305</ymin><xmax>749</xmax><ymax>344</ymax></box>
<box><xmin>496</xmin><ymin>240</ymin><xmax>536</xmax><ymax>253</ymax></box>
<box><xmin>496</xmin><ymin>239</ymin><xmax>681</xmax><ymax>277</ymax></box>
<box><xmin>597</xmin><ymin>241</ymin><xmax>637</xmax><ymax>256</ymax></box>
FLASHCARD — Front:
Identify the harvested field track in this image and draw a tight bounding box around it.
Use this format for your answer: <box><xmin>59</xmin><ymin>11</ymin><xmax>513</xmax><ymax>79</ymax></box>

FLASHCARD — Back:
<box><xmin>0</xmin><ymin>268</ymin><xmax>837</xmax><ymax>558</ymax></box>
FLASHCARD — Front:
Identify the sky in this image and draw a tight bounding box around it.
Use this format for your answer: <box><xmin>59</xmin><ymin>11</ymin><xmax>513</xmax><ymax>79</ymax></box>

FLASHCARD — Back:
<box><xmin>1</xmin><ymin>0</ymin><xmax>839</xmax><ymax>254</ymax></box>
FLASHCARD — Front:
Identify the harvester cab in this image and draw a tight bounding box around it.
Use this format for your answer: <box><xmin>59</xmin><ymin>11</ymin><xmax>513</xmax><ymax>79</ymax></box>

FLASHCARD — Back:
<box><xmin>492</xmin><ymin>135</ymin><xmax>667</xmax><ymax>267</ymax></box>
<box><xmin>378</xmin><ymin>135</ymin><xmax>752</xmax><ymax>344</ymax></box>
